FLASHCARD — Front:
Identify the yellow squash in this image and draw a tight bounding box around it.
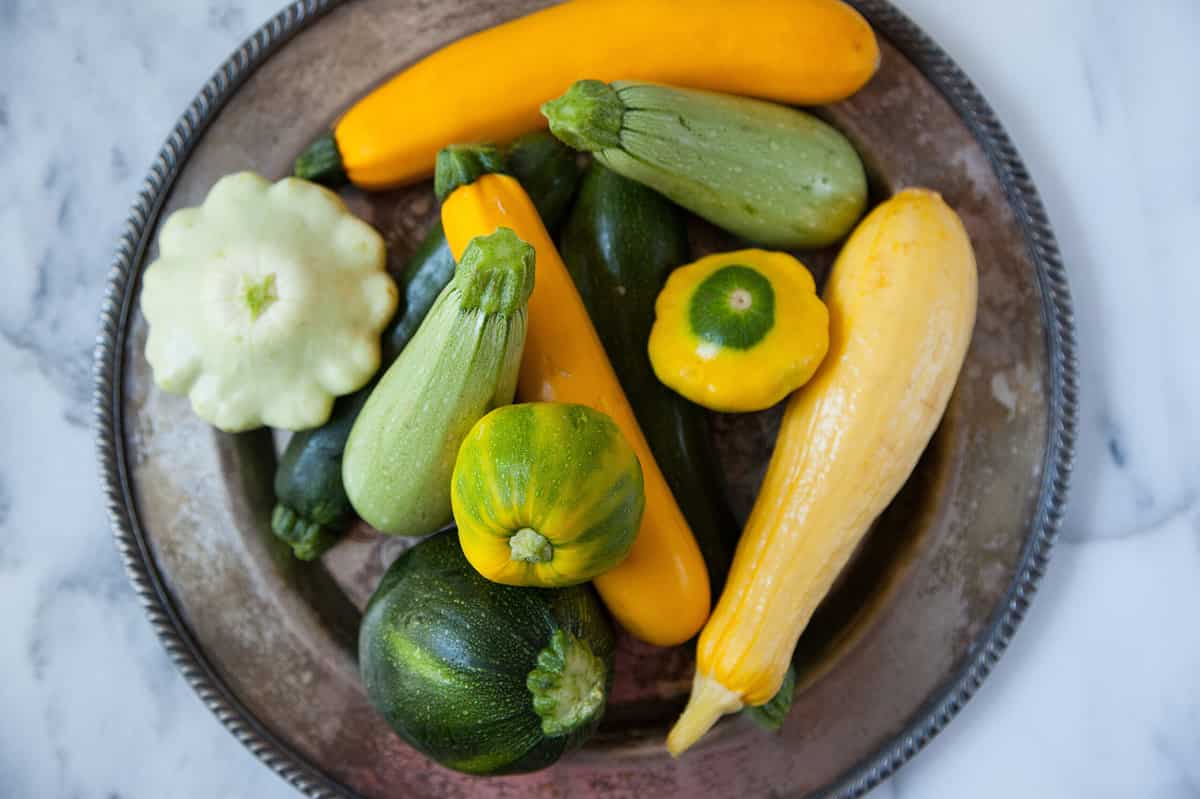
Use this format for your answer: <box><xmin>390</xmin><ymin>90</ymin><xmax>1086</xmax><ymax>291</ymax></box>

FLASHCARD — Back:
<box><xmin>440</xmin><ymin>165</ymin><xmax>711</xmax><ymax>647</ymax></box>
<box><xmin>667</xmin><ymin>189</ymin><xmax>978</xmax><ymax>755</ymax></box>
<box><xmin>649</xmin><ymin>249</ymin><xmax>829</xmax><ymax>413</ymax></box>
<box><xmin>297</xmin><ymin>0</ymin><xmax>879</xmax><ymax>189</ymax></box>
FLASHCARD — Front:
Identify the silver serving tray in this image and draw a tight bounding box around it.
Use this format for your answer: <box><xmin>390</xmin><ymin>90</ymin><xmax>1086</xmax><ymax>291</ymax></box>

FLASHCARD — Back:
<box><xmin>94</xmin><ymin>2</ymin><xmax>1076</xmax><ymax>796</ymax></box>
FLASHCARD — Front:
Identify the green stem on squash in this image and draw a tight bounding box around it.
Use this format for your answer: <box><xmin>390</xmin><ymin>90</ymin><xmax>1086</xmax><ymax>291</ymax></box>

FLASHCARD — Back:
<box><xmin>270</xmin><ymin>504</ymin><xmax>340</xmax><ymax>561</ymax></box>
<box><xmin>455</xmin><ymin>227</ymin><xmax>536</xmax><ymax>315</ymax></box>
<box><xmin>293</xmin><ymin>132</ymin><xmax>347</xmax><ymax>186</ymax></box>
<box><xmin>688</xmin><ymin>264</ymin><xmax>777</xmax><ymax>350</ymax></box>
<box><xmin>540</xmin><ymin>80</ymin><xmax>624</xmax><ymax>153</ymax></box>
<box><xmin>434</xmin><ymin>143</ymin><xmax>507</xmax><ymax>200</ymax></box>
<box><xmin>526</xmin><ymin>630</ymin><xmax>607</xmax><ymax>737</ymax></box>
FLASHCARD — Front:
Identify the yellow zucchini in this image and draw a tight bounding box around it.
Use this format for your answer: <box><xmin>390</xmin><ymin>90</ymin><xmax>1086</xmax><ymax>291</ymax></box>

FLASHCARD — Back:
<box><xmin>667</xmin><ymin>189</ymin><xmax>978</xmax><ymax>755</ymax></box>
<box><xmin>295</xmin><ymin>0</ymin><xmax>879</xmax><ymax>189</ymax></box>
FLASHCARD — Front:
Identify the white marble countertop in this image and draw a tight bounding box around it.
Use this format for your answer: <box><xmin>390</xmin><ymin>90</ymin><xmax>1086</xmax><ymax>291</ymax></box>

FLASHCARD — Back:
<box><xmin>1</xmin><ymin>1</ymin><xmax>1196</xmax><ymax>797</ymax></box>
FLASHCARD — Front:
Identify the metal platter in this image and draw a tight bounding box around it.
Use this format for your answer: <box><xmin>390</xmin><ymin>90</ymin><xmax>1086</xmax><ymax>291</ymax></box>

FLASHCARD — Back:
<box><xmin>94</xmin><ymin>1</ymin><xmax>1077</xmax><ymax>796</ymax></box>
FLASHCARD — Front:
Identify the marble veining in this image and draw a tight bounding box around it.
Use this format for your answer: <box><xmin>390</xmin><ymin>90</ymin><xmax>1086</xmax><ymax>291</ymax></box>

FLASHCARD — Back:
<box><xmin>0</xmin><ymin>0</ymin><xmax>1197</xmax><ymax>797</ymax></box>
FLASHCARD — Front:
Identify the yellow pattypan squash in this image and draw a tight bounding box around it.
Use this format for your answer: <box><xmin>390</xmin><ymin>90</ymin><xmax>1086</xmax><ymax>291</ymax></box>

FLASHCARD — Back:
<box><xmin>648</xmin><ymin>249</ymin><xmax>828</xmax><ymax>413</ymax></box>
<box><xmin>140</xmin><ymin>172</ymin><xmax>397</xmax><ymax>432</ymax></box>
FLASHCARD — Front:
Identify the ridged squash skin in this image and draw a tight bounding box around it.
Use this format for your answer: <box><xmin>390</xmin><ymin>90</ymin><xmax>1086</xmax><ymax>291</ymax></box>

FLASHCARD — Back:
<box><xmin>307</xmin><ymin>0</ymin><xmax>878</xmax><ymax>188</ymax></box>
<box><xmin>441</xmin><ymin>171</ymin><xmax>711</xmax><ymax>647</ymax></box>
<box><xmin>140</xmin><ymin>172</ymin><xmax>396</xmax><ymax>432</ymax></box>
<box><xmin>668</xmin><ymin>188</ymin><xmax>979</xmax><ymax>755</ymax></box>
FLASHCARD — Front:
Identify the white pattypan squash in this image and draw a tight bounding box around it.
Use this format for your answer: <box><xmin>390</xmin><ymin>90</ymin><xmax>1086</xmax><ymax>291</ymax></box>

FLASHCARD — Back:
<box><xmin>140</xmin><ymin>172</ymin><xmax>397</xmax><ymax>432</ymax></box>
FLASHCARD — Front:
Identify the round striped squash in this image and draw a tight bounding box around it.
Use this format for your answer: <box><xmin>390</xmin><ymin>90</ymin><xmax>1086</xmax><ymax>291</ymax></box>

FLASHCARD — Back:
<box><xmin>452</xmin><ymin>402</ymin><xmax>644</xmax><ymax>588</ymax></box>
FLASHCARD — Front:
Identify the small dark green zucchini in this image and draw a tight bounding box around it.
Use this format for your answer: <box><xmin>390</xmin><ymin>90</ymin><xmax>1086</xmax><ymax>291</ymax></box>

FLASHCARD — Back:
<box><xmin>558</xmin><ymin>163</ymin><xmax>738</xmax><ymax>594</ymax></box>
<box><xmin>271</xmin><ymin>133</ymin><xmax>580</xmax><ymax>558</ymax></box>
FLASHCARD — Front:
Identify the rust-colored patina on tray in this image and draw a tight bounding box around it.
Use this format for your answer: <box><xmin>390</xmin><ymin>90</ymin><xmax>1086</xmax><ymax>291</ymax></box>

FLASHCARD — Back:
<box><xmin>94</xmin><ymin>2</ymin><xmax>1077</xmax><ymax>797</ymax></box>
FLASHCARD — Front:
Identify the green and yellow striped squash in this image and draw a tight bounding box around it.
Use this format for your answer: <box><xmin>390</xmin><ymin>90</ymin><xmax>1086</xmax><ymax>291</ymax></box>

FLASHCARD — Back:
<box><xmin>452</xmin><ymin>402</ymin><xmax>645</xmax><ymax>588</ymax></box>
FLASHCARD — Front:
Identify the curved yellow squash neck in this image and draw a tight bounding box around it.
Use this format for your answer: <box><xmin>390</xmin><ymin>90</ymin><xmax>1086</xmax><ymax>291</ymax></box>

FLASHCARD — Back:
<box><xmin>671</xmin><ymin>188</ymin><xmax>978</xmax><ymax>754</ymax></box>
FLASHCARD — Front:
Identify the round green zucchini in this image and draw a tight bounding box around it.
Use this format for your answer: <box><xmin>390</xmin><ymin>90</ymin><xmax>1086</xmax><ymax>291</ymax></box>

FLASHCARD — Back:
<box><xmin>359</xmin><ymin>530</ymin><xmax>615</xmax><ymax>775</ymax></box>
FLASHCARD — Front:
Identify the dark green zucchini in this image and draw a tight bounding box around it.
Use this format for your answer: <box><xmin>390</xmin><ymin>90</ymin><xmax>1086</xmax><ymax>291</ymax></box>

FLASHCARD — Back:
<box><xmin>504</xmin><ymin>132</ymin><xmax>583</xmax><ymax>231</ymax></box>
<box><xmin>559</xmin><ymin>163</ymin><xmax>738</xmax><ymax>594</ymax></box>
<box><xmin>360</xmin><ymin>530</ymin><xmax>614</xmax><ymax>775</ymax></box>
<box><xmin>271</xmin><ymin>133</ymin><xmax>581</xmax><ymax>559</ymax></box>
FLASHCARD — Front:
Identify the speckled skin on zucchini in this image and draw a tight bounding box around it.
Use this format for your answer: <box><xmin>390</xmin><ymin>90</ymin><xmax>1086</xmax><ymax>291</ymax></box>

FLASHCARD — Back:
<box><xmin>342</xmin><ymin>228</ymin><xmax>534</xmax><ymax>536</ymax></box>
<box><xmin>359</xmin><ymin>531</ymin><xmax>615</xmax><ymax>774</ymax></box>
<box><xmin>544</xmin><ymin>80</ymin><xmax>868</xmax><ymax>248</ymax></box>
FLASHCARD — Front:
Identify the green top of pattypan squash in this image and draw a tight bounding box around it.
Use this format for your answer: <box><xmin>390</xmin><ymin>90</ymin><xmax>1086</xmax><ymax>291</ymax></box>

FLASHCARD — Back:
<box><xmin>140</xmin><ymin>172</ymin><xmax>398</xmax><ymax>432</ymax></box>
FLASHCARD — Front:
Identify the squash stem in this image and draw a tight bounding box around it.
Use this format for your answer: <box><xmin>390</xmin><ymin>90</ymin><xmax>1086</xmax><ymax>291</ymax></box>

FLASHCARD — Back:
<box><xmin>526</xmin><ymin>630</ymin><xmax>606</xmax><ymax>737</ymax></box>
<box><xmin>510</xmin><ymin>528</ymin><xmax>553</xmax><ymax>563</ymax></box>
<box><xmin>540</xmin><ymin>80</ymin><xmax>624</xmax><ymax>153</ymax></box>
<box><xmin>455</xmin><ymin>228</ymin><xmax>536</xmax><ymax>315</ymax></box>
<box><xmin>270</xmin><ymin>504</ymin><xmax>340</xmax><ymax>561</ymax></box>
<box><xmin>666</xmin><ymin>671</ymin><xmax>744</xmax><ymax>756</ymax></box>
<box><xmin>293</xmin><ymin>132</ymin><xmax>346</xmax><ymax>185</ymax></box>
<box><xmin>434</xmin><ymin>143</ymin><xmax>506</xmax><ymax>200</ymax></box>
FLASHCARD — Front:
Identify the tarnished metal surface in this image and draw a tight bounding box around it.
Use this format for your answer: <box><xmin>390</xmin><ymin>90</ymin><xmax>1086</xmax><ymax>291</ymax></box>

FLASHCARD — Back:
<box><xmin>94</xmin><ymin>1</ymin><xmax>1077</xmax><ymax>797</ymax></box>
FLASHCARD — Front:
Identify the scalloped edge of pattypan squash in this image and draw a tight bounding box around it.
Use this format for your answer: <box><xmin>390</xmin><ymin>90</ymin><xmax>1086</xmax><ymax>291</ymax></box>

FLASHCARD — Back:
<box><xmin>140</xmin><ymin>171</ymin><xmax>397</xmax><ymax>432</ymax></box>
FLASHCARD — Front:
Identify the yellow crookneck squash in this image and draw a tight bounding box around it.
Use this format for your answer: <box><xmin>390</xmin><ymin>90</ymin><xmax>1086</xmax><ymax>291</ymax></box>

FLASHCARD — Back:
<box><xmin>667</xmin><ymin>188</ymin><xmax>979</xmax><ymax>755</ymax></box>
<box><xmin>295</xmin><ymin>0</ymin><xmax>879</xmax><ymax>189</ymax></box>
<box><xmin>649</xmin><ymin>249</ymin><xmax>829</xmax><ymax>413</ymax></box>
<box><xmin>438</xmin><ymin>146</ymin><xmax>711</xmax><ymax>647</ymax></box>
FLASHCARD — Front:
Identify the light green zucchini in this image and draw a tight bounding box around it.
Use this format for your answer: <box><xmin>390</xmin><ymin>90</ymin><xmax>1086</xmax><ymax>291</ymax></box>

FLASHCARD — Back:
<box><xmin>342</xmin><ymin>227</ymin><xmax>535</xmax><ymax>535</ymax></box>
<box><xmin>542</xmin><ymin>80</ymin><xmax>867</xmax><ymax>248</ymax></box>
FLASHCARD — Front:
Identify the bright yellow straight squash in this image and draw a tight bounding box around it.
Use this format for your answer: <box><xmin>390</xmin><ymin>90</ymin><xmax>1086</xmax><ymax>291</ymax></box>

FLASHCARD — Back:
<box><xmin>667</xmin><ymin>189</ymin><xmax>978</xmax><ymax>755</ymax></box>
<box><xmin>440</xmin><ymin>163</ymin><xmax>711</xmax><ymax>647</ymax></box>
<box><xmin>300</xmin><ymin>0</ymin><xmax>879</xmax><ymax>188</ymax></box>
